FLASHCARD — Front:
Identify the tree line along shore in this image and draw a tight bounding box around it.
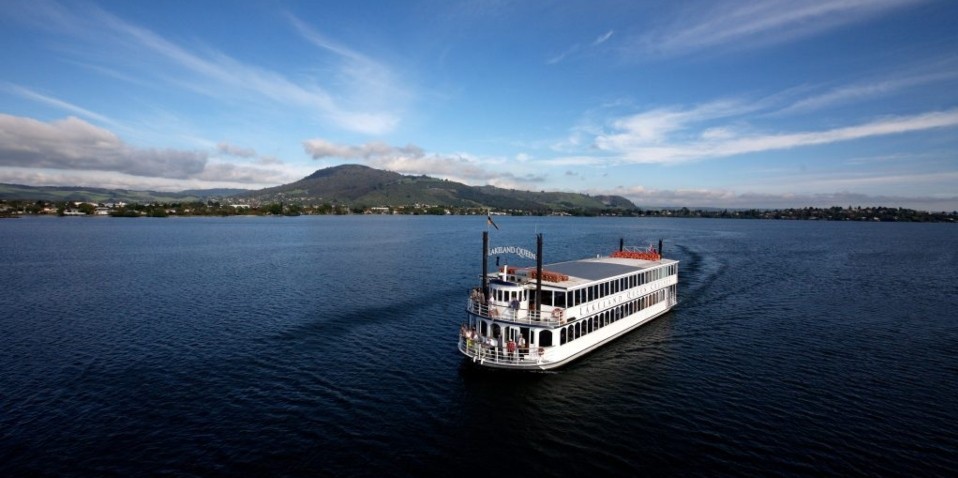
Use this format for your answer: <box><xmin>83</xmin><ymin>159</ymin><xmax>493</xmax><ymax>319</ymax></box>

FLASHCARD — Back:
<box><xmin>0</xmin><ymin>200</ymin><xmax>954</xmax><ymax>222</ymax></box>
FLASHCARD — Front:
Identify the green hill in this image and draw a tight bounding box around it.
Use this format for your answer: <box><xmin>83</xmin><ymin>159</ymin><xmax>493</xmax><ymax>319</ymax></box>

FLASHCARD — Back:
<box><xmin>240</xmin><ymin>164</ymin><xmax>635</xmax><ymax>212</ymax></box>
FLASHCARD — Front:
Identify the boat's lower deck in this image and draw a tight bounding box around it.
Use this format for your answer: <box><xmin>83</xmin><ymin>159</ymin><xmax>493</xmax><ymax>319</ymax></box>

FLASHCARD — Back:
<box><xmin>459</xmin><ymin>298</ymin><xmax>674</xmax><ymax>370</ymax></box>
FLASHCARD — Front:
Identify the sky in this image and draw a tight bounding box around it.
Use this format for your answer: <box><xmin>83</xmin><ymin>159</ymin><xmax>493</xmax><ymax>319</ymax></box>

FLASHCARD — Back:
<box><xmin>1</xmin><ymin>0</ymin><xmax>957</xmax><ymax>211</ymax></box>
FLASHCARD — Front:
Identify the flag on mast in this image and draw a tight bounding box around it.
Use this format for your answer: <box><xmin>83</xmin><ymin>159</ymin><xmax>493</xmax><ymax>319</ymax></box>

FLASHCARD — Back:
<box><xmin>486</xmin><ymin>214</ymin><xmax>499</xmax><ymax>230</ymax></box>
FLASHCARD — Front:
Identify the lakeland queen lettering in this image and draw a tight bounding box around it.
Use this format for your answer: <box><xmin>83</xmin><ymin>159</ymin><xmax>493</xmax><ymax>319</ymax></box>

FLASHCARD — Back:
<box><xmin>487</xmin><ymin>246</ymin><xmax>536</xmax><ymax>260</ymax></box>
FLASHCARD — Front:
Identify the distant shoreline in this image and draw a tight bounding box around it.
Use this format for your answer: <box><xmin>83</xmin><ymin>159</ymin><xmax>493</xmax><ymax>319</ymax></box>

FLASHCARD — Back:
<box><xmin>3</xmin><ymin>208</ymin><xmax>955</xmax><ymax>223</ymax></box>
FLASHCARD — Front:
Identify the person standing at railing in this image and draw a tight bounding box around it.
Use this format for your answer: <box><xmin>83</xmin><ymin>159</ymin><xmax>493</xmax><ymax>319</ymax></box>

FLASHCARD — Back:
<box><xmin>518</xmin><ymin>335</ymin><xmax>527</xmax><ymax>360</ymax></box>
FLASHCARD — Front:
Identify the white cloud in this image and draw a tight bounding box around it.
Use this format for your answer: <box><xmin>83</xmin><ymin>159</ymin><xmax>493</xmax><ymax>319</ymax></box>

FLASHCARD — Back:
<box><xmin>630</xmin><ymin>0</ymin><xmax>924</xmax><ymax>58</ymax></box>
<box><xmin>302</xmin><ymin>138</ymin><xmax>544</xmax><ymax>187</ymax></box>
<box><xmin>0</xmin><ymin>114</ymin><xmax>206</xmax><ymax>179</ymax></box>
<box><xmin>217</xmin><ymin>142</ymin><xmax>258</xmax><ymax>158</ymax></box>
<box><xmin>0</xmin><ymin>114</ymin><xmax>292</xmax><ymax>186</ymax></box>
<box><xmin>593</xmin><ymin>184</ymin><xmax>957</xmax><ymax>211</ymax></box>
<box><xmin>304</xmin><ymin>139</ymin><xmax>422</xmax><ymax>159</ymax></box>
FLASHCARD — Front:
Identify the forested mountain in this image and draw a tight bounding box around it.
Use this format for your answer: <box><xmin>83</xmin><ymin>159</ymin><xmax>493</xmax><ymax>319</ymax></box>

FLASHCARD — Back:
<box><xmin>240</xmin><ymin>164</ymin><xmax>634</xmax><ymax>211</ymax></box>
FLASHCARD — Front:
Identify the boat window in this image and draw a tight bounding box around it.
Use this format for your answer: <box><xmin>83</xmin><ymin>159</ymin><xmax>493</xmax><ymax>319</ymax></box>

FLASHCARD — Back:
<box><xmin>541</xmin><ymin>330</ymin><xmax>553</xmax><ymax>347</ymax></box>
<box><xmin>480</xmin><ymin>321</ymin><xmax>488</xmax><ymax>336</ymax></box>
<box><xmin>560</xmin><ymin>328</ymin><xmax>566</xmax><ymax>345</ymax></box>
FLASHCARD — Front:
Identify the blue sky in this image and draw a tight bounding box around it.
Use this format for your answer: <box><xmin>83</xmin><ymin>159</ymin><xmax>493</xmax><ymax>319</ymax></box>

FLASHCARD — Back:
<box><xmin>1</xmin><ymin>0</ymin><xmax>957</xmax><ymax>210</ymax></box>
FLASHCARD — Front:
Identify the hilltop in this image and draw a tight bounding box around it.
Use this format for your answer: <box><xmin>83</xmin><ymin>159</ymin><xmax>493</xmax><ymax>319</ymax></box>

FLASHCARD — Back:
<box><xmin>237</xmin><ymin>164</ymin><xmax>635</xmax><ymax>212</ymax></box>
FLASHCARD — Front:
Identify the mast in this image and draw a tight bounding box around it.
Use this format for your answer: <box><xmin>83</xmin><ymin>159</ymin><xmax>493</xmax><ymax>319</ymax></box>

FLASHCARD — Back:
<box><xmin>482</xmin><ymin>231</ymin><xmax>489</xmax><ymax>300</ymax></box>
<box><xmin>535</xmin><ymin>233</ymin><xmax>543</xmax><ymax>312</ymax></box>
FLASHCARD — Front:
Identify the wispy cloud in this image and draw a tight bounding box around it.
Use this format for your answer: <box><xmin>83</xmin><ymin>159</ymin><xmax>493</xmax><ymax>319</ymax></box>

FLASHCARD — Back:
<box><xmin>778</xmin><ymin>69</ymin><xmax>958</xmax><ymax>115</ymax></box>
<box><xmin>548</xmin><ymin>29</ymin><xmax>615</xmax><ymax>64</ymax></box>
<box><xmin>11</xmin><ymin>1</ymin><xmax>404</xmax><ymax>135</ymax></box>
<box><xmin>285</xmin><ymin>13</ymin><xmax>409</xmax><ymax>128</ymax></box>
<box><xmin>630</xmin><ymin>0</ymin><xmax>925</xmax><ymax>58</ymax></box>
<box><xmin>591</xmin><ymin>108</ymin><xmax>958</xmax><ymax>164</ymax></box>
<box><xmin>592</xmin><ymin>30</ymin><xmax>614</xmax><ymax>46</ymax></box>
<box><xmin>1</xmin><ymin>82</ymin><xmax>116</xmax><ymax>127</ymax></box>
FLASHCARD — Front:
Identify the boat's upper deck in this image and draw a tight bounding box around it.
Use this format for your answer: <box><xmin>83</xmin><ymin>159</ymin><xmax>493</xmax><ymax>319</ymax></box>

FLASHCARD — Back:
<box><xmin>508</xmin><ymin>257</ymin><xmax>678</xmax><ymax>290</ymax></box>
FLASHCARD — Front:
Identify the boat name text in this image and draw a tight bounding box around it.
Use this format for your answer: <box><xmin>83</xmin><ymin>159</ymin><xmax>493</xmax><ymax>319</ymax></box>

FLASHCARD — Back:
<box><xmin>488</xmin><ymin>246</ymin><xmax>537</xmax><ymax>260</ymax></box>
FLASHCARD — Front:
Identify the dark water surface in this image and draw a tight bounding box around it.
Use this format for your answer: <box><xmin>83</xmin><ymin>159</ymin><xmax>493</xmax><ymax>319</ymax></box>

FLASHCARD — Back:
<box><xmin>2</xmin><ymin>216</ymin><xmax>956</xmax><ymax>476</ymax></box>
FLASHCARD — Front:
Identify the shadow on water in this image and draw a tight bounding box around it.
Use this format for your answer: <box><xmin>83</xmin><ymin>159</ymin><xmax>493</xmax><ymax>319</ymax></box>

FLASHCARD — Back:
<box><xmin>273</xmin><ymin>285</ymin><xmax>462</xmax><ymax>343</ymax></box>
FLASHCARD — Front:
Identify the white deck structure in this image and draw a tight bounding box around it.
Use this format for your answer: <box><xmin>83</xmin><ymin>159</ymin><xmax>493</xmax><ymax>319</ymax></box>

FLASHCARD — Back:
<box><xmin>459</xmin><ymin>242</ymin><xmax>678</xmax><ymax>370</ymax></box>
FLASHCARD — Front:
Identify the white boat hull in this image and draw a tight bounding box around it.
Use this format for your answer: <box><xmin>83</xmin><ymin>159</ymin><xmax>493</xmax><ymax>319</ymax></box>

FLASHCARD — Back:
<box><xmin>459</xmin><ymin>300</ymin><xmax>674</xmax><ymax>370</ymax></box>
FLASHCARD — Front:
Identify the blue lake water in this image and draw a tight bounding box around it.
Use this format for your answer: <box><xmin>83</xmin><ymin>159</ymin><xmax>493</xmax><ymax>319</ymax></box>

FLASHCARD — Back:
<box><xmin>1</xmin><ymin>216</ymin><xmax>956</xmax><ymax>476</ymax></box>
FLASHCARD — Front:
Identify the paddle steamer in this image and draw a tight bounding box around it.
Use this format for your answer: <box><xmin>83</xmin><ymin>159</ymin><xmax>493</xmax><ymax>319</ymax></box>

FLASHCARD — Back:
<box><xmin>459</xmin><ymin>234</ymin><xmax>678</xmax><ymax>370</ymax></box>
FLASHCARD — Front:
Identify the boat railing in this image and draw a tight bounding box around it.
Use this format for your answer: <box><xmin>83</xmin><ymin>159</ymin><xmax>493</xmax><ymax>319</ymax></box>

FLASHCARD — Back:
<box><xmin>466</xmin><ymin>297</ymin><xmax>568</xmax><ymax>325</ymax></box>
<box><xmin>458</xmin><ymin>335</ymin><xmax>550</xmax><ymax>366</ymax></box>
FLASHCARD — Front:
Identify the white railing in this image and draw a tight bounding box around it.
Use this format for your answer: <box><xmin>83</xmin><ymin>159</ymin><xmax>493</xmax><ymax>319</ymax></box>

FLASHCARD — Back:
<box><xmin>466</xmin><ymin>297</ymin><xmax>569</xmax><ymax>326</ymax></box>
<box><xmin>458</xmin><ymin>336</ymin><xmax>550</xmax><ymax>366</ymax></box>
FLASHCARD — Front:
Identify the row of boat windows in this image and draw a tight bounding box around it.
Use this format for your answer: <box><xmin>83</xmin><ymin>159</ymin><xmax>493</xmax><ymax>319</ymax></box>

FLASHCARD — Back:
<box><xmin>474</xmin><ymin>286</ymin><xmax>672</xmax><ymax>348</ymax></box>
<box><xmin>491</xmin><ymin>288</ymin><xmax>528</xmax><ymax>303</ymax></box>
<box><xmin>542</xmin><ymin>264</ymin><xmax>677</xmax><ymax>309</ymax></box>
<box><xmin>554</xmin><ymin>287</ymin><xmax>671</xmax><ymax>346</ymax></box>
